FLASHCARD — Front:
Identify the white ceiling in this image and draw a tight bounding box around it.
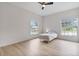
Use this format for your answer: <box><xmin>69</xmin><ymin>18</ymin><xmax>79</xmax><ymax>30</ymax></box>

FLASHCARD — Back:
<box><xmin>10</xmin><ymin>2</ymin><xmax>79</xmax><ymax>16</ymax></box>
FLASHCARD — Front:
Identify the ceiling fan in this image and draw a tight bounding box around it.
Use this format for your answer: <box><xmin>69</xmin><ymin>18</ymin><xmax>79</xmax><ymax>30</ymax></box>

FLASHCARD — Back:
<box><xmin>38</xmin><ymin>2</ymin><xmax>53</xmax><ymax>10</ymax></box>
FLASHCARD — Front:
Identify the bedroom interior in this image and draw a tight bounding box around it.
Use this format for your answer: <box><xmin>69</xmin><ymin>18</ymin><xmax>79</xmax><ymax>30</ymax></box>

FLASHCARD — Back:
<box><xmin>0</xmin><ymin>2</ymin><xmax>79</xmax><ymax>56</ymax></box>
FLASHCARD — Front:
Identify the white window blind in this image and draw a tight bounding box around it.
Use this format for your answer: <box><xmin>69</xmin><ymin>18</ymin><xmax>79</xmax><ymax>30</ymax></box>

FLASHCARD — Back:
<box><xmin>30</xmin><ymin>20</ymin><xmax>39</xmax><ymax>35</ymax></box>
<box><xmin>61</xmin><ymin>17</ymin><xmax>78</xmax><ymax>36</ymax></box>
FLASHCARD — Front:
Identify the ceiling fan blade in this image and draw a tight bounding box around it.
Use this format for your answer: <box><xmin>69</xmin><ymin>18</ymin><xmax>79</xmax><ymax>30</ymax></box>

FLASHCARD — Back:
<box><xmin>38</xmin><ymin>2</ymin><xmax>45</xmax><ymax>5</ymax></box>
<box><xmin>45</xmin><ymin>2</ymin><xmax>53</xmax><ymax>5</ymax></box>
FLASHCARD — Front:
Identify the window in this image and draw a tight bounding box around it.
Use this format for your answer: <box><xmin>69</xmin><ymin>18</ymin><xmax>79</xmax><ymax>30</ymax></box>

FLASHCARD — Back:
<box><xmin>31</xmin><ymin>20</ymin><xmax>39</xmax><ymax>35</ymax></box>
<box><xmin>61</xmin><ymin>17</ymin><xmax>78</xmax><ymax>36</ymax></box>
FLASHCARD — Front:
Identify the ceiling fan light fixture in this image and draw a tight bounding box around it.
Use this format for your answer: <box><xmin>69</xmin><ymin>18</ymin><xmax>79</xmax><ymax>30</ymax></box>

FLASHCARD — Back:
<box><xmin>38</xmin><ymin>2</ymin><xmax>53</xmax><ymax>10</ymax></box>
<box><xmin>42</xmin><ymin>5</ymin><xmax>45</xmax><ymax>10</ymax></box>
<box><xmin>42</xmin><ymin>5</ymin><xmax>45</xmax><ymax>8</ymax></box>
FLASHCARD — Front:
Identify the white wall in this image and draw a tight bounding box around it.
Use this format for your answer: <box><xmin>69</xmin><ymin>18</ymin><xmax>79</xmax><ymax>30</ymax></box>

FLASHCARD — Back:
<box><xmin>0</xmin><ymin>2</ymin><xmax>79</xmax><ymax>47</ymax></box>
<box><xmin>0</xmin><ymin>3</ymin><xmax>43</xmax><ymax>47</ymax></box>
<box><xmin>43</xmin><ymin>7</ymin><xmax>79</xmax><ymax>42</ymax></box>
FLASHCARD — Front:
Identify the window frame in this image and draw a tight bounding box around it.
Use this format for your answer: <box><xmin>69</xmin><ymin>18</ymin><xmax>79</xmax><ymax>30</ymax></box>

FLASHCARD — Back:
<box><xmin>30</xmin><ymin>20</ymin><xmax>39</xmax><ymax>35</ymax></box>
<box><xmin>60</xmin><ymin>17</ymin><xmax>78</xmax><ymax>36</ymax></box>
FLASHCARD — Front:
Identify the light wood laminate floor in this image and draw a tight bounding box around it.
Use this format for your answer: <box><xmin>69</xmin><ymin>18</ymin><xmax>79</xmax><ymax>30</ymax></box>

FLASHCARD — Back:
<box><xmin>0</xmin><ymin>38</ymin><xmax>79</xmax><ymax>56</ymax></box>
